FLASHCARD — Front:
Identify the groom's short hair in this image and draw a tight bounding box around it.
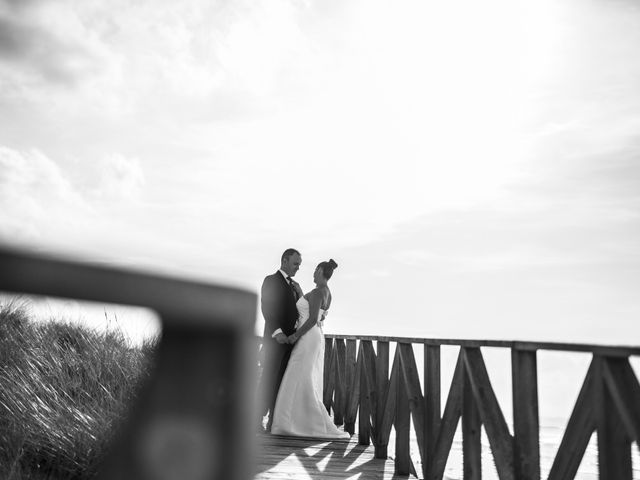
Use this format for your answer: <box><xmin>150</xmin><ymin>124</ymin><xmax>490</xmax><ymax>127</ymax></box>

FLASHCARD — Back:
<box><xmin>281</xmin><ymin>248</ymin><xmax>300</xmax><ymax>263</ymax></box>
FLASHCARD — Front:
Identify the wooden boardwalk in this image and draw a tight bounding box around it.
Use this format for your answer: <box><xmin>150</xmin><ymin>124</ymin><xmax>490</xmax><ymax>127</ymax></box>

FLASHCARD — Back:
<box><xmin>254</xmin><ymin>433</ymin><xmax>418</xmax><ymax>480</ymax></box>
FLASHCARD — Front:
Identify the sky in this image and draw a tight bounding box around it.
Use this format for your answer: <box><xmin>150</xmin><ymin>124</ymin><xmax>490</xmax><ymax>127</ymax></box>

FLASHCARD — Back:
<box><xmin>1</xmin><ymin>0</ymin><xmax>640</xmax><ymax>347</ymax></box>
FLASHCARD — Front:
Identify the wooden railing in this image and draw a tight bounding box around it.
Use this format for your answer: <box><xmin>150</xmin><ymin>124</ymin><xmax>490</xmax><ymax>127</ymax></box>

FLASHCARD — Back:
<box><xmin>322</xmin><ymin>335</ymin><xmax>640</xmax><ymax>480</ymax></box>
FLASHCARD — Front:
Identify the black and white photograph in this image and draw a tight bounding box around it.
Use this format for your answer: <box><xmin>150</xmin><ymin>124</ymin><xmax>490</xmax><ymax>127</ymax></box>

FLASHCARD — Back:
<box><xmin>1</xmin><ymin>0</ymin><xmax>639</xmax><ymax>478</ymax></box>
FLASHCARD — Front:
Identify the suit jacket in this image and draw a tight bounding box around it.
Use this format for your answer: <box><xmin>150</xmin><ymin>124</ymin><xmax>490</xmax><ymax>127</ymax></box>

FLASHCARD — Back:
<box><xmin>261</xmin><ymin>271</ymin><xmax>299</xmax><ymax>339</ymax></box>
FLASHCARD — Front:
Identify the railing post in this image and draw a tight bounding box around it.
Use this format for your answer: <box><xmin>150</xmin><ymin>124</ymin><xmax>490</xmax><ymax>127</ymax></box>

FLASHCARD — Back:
<box><xmin>463</xmin><ymin>350</ymin><xmax>481</xmax><ymax>480</ymax></box>
<box><xmin>425</xmin><ymin>344</ymin><xmax>441</xmax><ymax>478</ymax></box>
<box><xmin>395</xmin><ymin>344</ymin><xmax>413</xmax><ymax>476</ymax></box>
<box><xmin>597</xmin><ymin>355</ymin><xmax>632</xmax><ymax>480</ymax></box>
<box><xmin>358</xmin><ymin>346</ymin><xmax>371</xmax><ymax>445</ymax></box>
<box><xmin>323</xmin><ymin>338</ymin><xmax>336</xmax><ymax>413</ymax></box>
<box><xmin>375</xmin><ymin>341</ymin><xmax>390</xmax><ymax>458</ymax></box>
<box><xmin>344</xmin><ymin>339</ymin><xmax>358</xmax><ymax>434</ymax></box>
<box><xmin>333</xmin><ymin>339</ymin><xmax>347</xmax><ymax>425</ymax></box>
<box><xmin>324</xmin><ymin>337</ymin><xmax>333</xmax><ymax>390</ymax></box>
<box><xmin>512</xmin><ymin>348</ymin><xmax>540</xmax><ymax>480</ymax></box>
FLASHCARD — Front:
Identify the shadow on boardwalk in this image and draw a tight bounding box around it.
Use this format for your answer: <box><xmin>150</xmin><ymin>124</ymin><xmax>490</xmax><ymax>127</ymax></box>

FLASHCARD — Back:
<box><xmin>254</xmin><ymin>433</ymin><xmax>415</xmax><ymax>480</ymax></box>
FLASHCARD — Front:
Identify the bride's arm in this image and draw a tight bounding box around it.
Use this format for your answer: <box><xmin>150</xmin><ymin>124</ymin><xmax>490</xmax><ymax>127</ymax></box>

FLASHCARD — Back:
<box><xmin>289</xmin><ymin>288</ymin><xmax>325</xmax><ymax>343</ymax></box>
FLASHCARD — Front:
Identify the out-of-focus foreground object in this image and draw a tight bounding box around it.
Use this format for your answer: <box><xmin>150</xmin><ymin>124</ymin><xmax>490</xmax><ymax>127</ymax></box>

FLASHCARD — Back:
<box><xmin>0</xmin><ymin>246</ymin><xmax>257</xmax><ymax>480</ymax></box>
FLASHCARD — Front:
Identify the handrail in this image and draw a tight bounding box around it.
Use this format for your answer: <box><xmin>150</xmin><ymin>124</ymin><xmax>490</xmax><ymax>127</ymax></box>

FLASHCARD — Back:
<box><xmin>322</xmin><ymin>333</ymin><xmax>640</xmax><ymax>480</ymax></box>
<box><xmin>0</xmin><ymin>246</ymin><xmax>257</xmax><ymax>480</ymax></box>
<box><xmin>326</xmin><ymin>334</ymin><xmax>640</xmax><ymax>357</ymax></box>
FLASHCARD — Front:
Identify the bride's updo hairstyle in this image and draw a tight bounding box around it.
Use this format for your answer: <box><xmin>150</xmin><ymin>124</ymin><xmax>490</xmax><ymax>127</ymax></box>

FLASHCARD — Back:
<box><xmin>318</xmin><ymin>259</ymin><xmax>338</xmax><ymax>280</ymax></box>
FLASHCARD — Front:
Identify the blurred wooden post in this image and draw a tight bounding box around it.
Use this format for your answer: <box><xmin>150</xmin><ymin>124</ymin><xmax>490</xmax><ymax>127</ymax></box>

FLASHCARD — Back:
<box><xmin>0</xmin><ymin>247</ymin><xmax>257</xmax><ymax>480</ymax></box>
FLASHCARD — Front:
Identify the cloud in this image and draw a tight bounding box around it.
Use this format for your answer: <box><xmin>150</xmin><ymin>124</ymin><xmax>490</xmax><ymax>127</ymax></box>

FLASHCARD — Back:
<box><xmin>1</xmin><ymin>0</ymin><xmax>639</xmax><ymax>277</ymax></box>
<box><xmin>0</xmin><ymin>7</ymin><xmax>105</xmax><ymax>86</ymax></box>
<box><xmin>87</xmin><ymin>153</ymin><xmax>146</xmax><ymax>201</ymax></box>
<box><xmin>0</xmin><ymin>146</ymin><xmax>80</xmax><ymax>203</ymax></box>
<box><xmin>0</xmin><ymin>0</ymin><xmax>318</xmax><ymax>123</ymax></box>
<box><xmin>0</xmin><ymin>15</ymin><xmax>29</xmax><ymax>57</ymax></box>
<box><xmin>384</xmin><ymin>179</ymin><xmax>640</xmax><ymax>276</ymax></box>
<box><xmin>0</xmin><ymin>146</ymin><xmax>90</xmax><ymax>242</ymax></box>
<box><xmin>0</xmin><ymin>145</ymin><xmax>264</xmax><ymax>286</ymax></box>
<box><xmin>0</xmin><ymin>147</ymin><xmax>147</xmax><ymax>257</ymax></box>
<box><xmin>523</xmin><ymin>0</ymin><xmax>640</xmax><ymax>136</ymax></box>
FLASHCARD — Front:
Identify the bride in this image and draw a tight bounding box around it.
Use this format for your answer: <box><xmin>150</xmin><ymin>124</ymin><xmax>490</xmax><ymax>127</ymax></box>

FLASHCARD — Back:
<box><xmin>270</xmin><ymin>259</ymin><xmax>350</xmax><ymax>439</ymax></box>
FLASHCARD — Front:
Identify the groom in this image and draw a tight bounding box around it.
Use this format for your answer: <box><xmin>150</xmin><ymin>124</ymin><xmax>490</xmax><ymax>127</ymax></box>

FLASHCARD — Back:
<box><xmin>257</xmin><ymin>248</ymin><xmax>302</xmax><ymax>432</ymax></box>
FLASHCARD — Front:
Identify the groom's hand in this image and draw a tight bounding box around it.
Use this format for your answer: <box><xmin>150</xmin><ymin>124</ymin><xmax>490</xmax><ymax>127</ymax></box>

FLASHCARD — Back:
<box><xmin>274</xmin><ymin>333</ymin><xmax>288</xmax><ymax>344</ymax></box>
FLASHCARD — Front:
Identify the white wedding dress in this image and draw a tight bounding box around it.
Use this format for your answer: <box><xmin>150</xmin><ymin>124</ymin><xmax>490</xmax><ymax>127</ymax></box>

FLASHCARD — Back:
<box><xmin>271</xmin><ymin>296</ymin><xmax>350</xmax><ymax>439</ymax></box>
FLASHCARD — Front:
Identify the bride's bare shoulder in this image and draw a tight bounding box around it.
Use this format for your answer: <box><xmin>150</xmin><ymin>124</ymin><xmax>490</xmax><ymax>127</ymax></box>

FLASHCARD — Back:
<box><xmin>308</xmin><ymin>286</ymin><xmax>329</xmax><ymax>299</ymax></box>
<box><xmin>311</xmin><ymin>286</ymin><xmax>331</xmax><ymax>305</ymax></box>
<box><xmin>307</xmin><ymin>288</ymin><xmax>330</xmax><ymax>311</ymax></box>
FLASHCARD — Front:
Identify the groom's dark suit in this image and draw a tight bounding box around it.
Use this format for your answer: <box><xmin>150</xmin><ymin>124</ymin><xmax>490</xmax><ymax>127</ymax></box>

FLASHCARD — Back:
<box><xmin>258</xmin><ymin>271</ymin><xmax>299</xmax><ymax>429</ymax></box>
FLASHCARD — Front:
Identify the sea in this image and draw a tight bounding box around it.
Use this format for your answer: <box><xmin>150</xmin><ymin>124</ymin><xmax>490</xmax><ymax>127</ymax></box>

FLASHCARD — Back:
<box><xmin>394</xmin><ymin>422</ymin><xmax>640</xmax><ymax>480</ymax></box>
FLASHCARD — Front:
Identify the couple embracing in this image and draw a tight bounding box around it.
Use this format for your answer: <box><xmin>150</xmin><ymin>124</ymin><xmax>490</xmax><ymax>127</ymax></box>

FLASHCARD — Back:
<box><xmin>257</xmin><ymin>248</ymin><xmax>349</xmax><ymax>439</ymax></box>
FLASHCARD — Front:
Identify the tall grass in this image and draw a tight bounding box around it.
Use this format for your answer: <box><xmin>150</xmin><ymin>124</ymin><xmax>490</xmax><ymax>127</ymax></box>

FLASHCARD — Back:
<box><xmin>0</xmin><ymin>300</ymin><xmax>157</xmax><ymax>479</ymax></box>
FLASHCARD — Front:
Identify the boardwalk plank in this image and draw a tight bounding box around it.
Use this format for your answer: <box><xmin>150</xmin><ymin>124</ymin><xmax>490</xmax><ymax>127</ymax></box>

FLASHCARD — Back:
<box><xmin>254</xmin><ymin>434</ymin><xmax>416</xmax><ymax>480</ymax></box>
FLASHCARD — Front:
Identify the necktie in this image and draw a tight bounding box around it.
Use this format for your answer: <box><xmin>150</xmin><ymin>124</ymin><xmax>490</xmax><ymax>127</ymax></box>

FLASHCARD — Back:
<box><xmin>286</xmin><ymin>277</ymin><xmax>298</xmax><ymax>299</ymax></box>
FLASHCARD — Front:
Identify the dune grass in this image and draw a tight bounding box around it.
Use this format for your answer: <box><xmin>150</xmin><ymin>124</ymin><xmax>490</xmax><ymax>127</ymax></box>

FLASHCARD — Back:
<box><xmin>0</xmin><ymin>300</ymin><xmax>157</xmax><ymax>479</ymax></box>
